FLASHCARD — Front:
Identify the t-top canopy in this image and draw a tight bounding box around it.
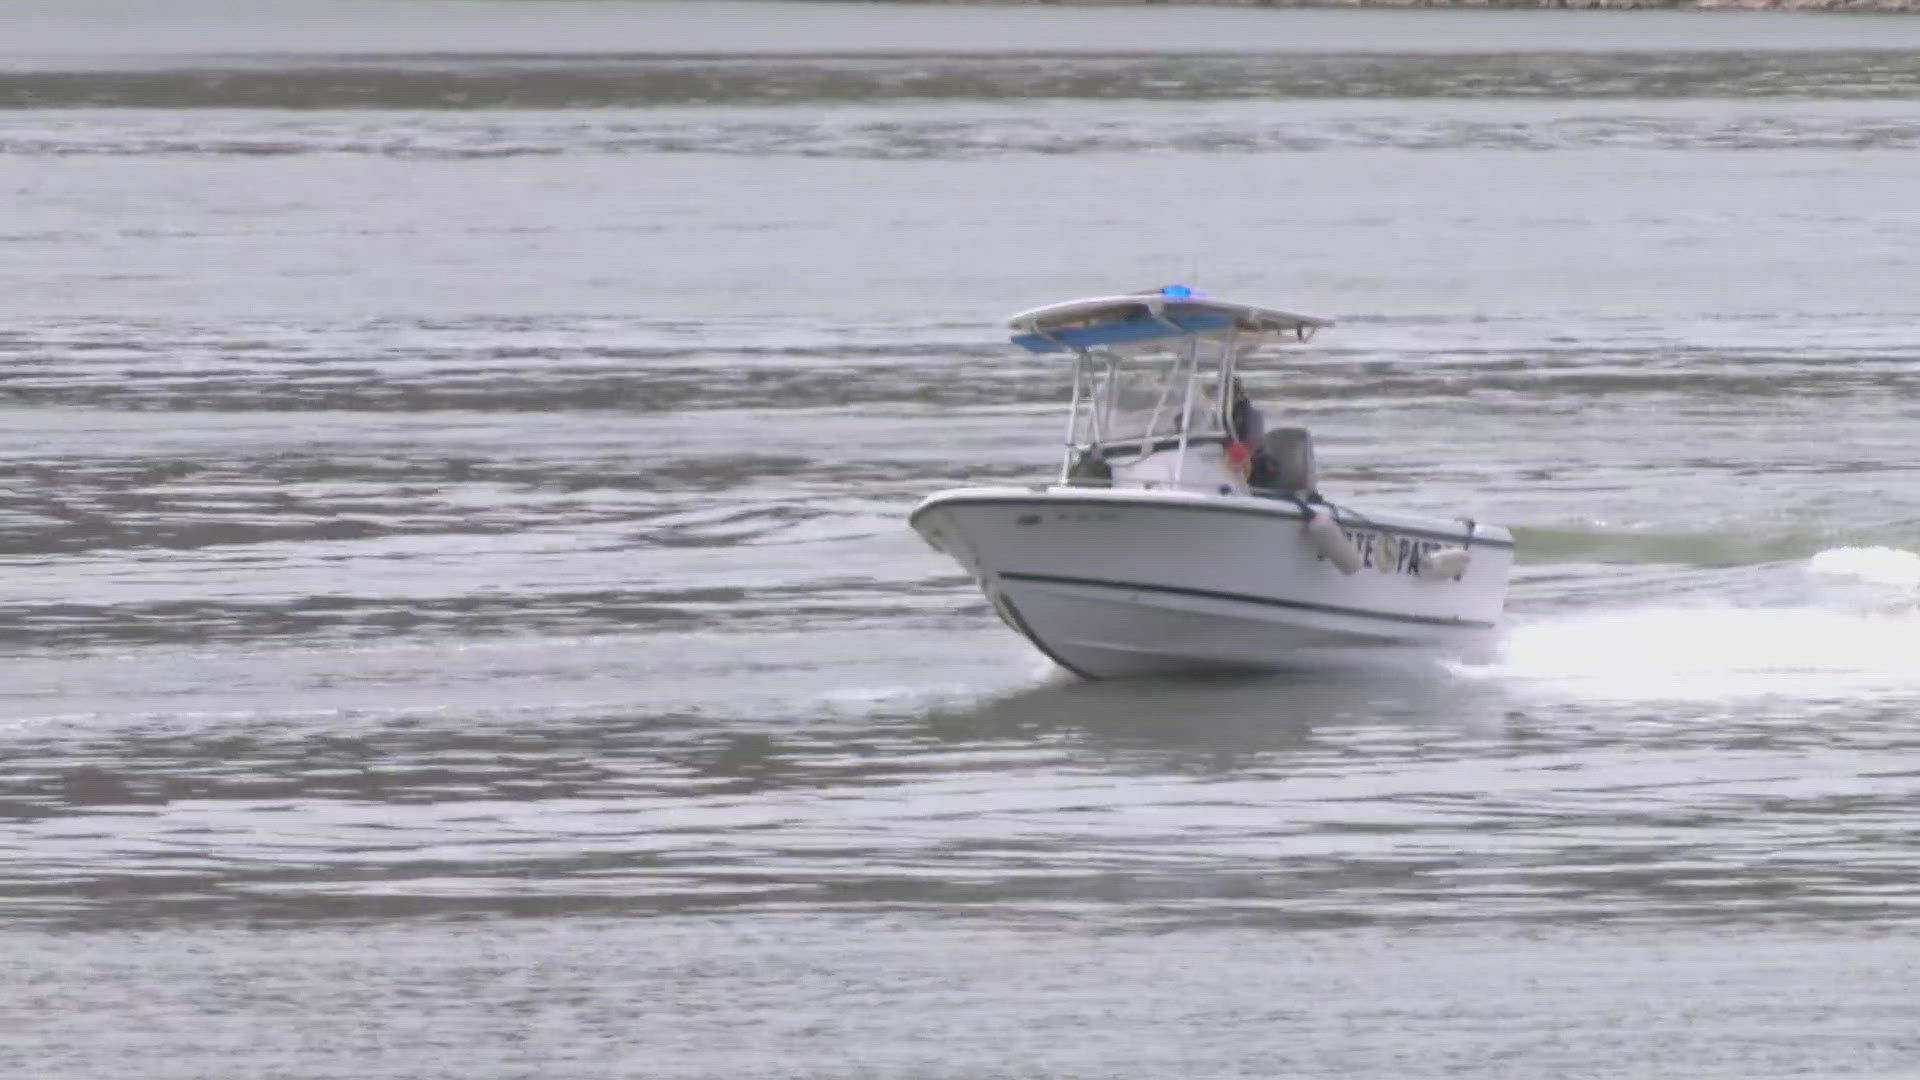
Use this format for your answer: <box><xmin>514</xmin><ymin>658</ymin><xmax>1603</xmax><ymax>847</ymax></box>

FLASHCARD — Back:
<box><xmin>1007</xmin><ymin>285</ymin><xmax>1333</xmax><ymax>355</ymax></box>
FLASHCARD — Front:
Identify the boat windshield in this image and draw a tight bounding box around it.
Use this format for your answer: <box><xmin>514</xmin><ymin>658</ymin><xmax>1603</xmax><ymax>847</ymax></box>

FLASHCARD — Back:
<box><xmin>1072</xmin><ymin>341</ymin><xmax>1230</xmax><ymax>452</ymax></box>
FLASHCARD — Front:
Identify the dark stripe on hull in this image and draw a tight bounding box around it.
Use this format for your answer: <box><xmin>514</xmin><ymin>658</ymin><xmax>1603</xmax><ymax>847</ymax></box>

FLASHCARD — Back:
<box><xmin>993</xmin><ymin>594</ymin><xmax>1102</xmax><ymax>681</ymax></box>
<box><xmin>912</xmin><ymin>494</ymin><xmax>1513</xmax><ymax>551</ymax></box>
<box><xmin>1000</xmin><ymin>571</ymin><xmax>1499</xmax><ymax>630</ymax></box>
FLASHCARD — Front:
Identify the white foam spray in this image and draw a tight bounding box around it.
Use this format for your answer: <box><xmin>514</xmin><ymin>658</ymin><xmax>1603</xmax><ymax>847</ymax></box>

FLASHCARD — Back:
<box><xmin>1453</xmin><ymin>547</ymin><xmax>1920</xmax><ymax>703</ymax></box>
<box><xmin>1806</xmin><ymin>545</ymin><xmax>1920</xmax><ymax>590</ymax></box>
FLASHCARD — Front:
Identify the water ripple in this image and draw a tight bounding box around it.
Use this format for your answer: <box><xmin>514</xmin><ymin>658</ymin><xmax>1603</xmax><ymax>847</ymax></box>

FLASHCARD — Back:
<box><xmin>4</xmin><ymin>676</ymin><xmax>1919</xmax><ymax>926</ymax></box>
<box><xmin>4</xmin><ymin>52</ymin><xmax>1919</xmax><ymax>111</ymax></box>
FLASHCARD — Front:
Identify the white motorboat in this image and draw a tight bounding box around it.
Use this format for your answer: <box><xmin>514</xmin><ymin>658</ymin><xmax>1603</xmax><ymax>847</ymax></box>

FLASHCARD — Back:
<box><xmin>909</xmin><ymin>286</ymin><xmax>1513</xmax><ymax>679</ymax></box>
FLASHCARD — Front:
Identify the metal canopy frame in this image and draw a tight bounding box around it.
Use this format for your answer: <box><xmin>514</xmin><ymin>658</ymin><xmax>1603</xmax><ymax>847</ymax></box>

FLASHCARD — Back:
<box><xmin>1056</xmin><ymin>329</ymin><xmax>1241</xmax><ymax>489</ymax></box>
<box><xmin>1023</xmin><ymin>289</ymin><xmax>1330</xmax><ymax>491</ymax></box>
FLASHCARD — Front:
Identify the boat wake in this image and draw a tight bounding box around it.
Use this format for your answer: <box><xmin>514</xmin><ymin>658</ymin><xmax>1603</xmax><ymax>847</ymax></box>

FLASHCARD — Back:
<box><xmin>1806</xmin><ymin>544</ymin><xmax>1920</xmax><ymax>590</ymax></box>
<box><xmin>1455</xmin><ymin>546</ymin><xmax>1920</xmax><ymax>702</ymax></box>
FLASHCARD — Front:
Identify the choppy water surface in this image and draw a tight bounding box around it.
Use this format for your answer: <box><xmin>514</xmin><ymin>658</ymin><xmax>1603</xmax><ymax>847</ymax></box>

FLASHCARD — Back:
<box><xmin>4</xmin><ymin>3</ymin><xmax>1920</xmax><ymax>1077</ymax></box>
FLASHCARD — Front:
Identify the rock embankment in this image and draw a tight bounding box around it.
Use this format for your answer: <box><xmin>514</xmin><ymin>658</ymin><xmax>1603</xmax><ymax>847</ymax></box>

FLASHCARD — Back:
<box><xmin>887</xmin><ymin>0</ymin><xmax>1920</xmax><ymax>11</ymax></box>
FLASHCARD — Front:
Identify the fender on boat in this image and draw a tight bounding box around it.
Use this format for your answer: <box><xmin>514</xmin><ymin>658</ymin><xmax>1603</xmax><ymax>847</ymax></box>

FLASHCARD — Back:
<box><xmin>1304</xmin><ymin>510</ymin><xmax>1363</xmax><ymax>575</ymax></box>
<box><xmin>1418</xmin><ymin>547</ymin><xmax>1472</xmax><ymax>580</ymax></box>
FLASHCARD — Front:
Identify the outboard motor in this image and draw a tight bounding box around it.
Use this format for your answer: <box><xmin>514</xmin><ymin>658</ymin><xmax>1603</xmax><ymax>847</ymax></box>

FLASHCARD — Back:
<box><xmin>1261</xmin><ymin>426</ymin><xmax>1362</xmax><ymax>574</ymax></box>
<box><xmin>1262</xmin><ymin>427</ymin><xmax>1318</xmax><ymax>495</ymax></box>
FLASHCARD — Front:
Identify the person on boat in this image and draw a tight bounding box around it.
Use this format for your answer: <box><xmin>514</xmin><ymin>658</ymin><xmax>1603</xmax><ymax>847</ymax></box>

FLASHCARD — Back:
<box><xmin>1227</xmin><ymin>377</ymin><xmax>1278</xmax><ymax>488</ymax></box>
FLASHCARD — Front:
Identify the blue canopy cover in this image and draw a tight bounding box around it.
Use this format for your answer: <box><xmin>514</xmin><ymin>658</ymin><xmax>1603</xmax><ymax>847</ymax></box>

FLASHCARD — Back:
<box><xmin>1010</xmin><ymin>311</ymin><xmax>1234</xmax><ymax>355</ymax></box>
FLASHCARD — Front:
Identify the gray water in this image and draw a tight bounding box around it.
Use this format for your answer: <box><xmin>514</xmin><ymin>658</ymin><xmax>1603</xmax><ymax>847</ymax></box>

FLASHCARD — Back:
<box><xmin>5</xmin><ymin>2</ymin><xmax>1920</xmax><ymax>1077</ymax></box>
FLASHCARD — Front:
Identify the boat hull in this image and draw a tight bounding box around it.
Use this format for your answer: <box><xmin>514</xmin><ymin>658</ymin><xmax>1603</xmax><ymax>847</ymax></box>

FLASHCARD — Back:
<box><xmin>910</xmin><ymin>486</ymin><xmax>1512</xmax><ymax>680</ymax></box>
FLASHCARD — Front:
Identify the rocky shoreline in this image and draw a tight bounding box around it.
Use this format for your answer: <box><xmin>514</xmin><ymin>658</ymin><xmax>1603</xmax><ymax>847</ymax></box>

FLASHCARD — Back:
<box><xmin>859</xmin><ymin>0</ymin><xmax>1920</xmax><ymax>11</ymax></box>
